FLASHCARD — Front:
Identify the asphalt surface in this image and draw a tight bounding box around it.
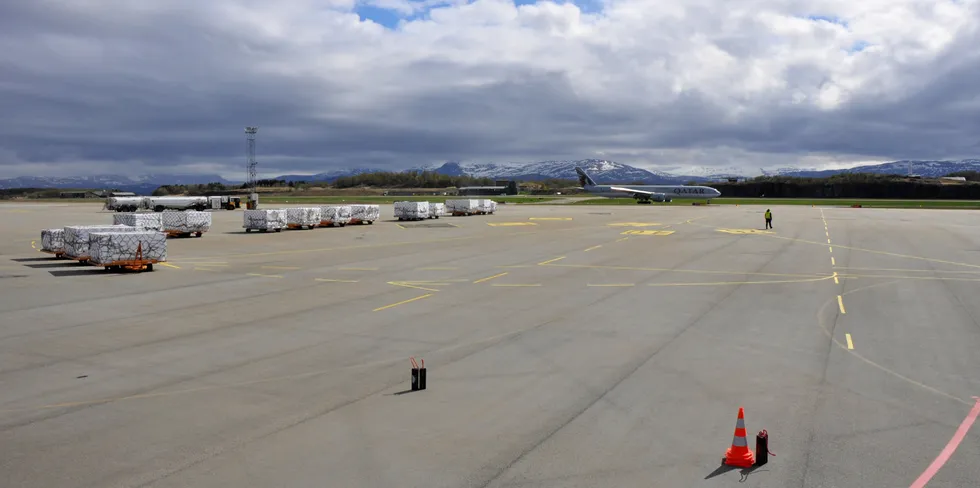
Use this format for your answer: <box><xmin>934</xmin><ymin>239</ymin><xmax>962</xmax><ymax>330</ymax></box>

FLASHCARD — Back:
<box><xmin>1</xmin><ymin>201</ymin><xmax>979</xmax><ymax>488</ymax></box>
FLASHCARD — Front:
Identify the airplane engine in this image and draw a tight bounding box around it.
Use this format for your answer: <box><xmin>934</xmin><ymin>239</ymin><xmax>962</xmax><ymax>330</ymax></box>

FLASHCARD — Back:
<box><xmin>650</xmin><ymin>193</ymin><xmax>668</xmax><ymax>202</ymax></box>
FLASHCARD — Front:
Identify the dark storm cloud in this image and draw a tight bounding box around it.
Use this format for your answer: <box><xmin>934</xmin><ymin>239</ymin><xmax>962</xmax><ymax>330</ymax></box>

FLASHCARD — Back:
<box><xmin>1</xmin><ymin>0</ymin><xmax>979</xmax><ymax>178</ymax></box>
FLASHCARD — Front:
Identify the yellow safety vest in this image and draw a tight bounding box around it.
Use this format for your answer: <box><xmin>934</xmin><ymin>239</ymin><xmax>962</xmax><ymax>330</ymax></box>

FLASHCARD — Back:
<box><xmin>765</xmin><ymin>211</ymin><xmax>771</xmax><ymax>219</ymax></box>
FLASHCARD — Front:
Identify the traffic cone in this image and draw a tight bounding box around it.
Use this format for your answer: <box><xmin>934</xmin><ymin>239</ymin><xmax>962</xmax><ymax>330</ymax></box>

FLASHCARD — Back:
<box><xmin>724</xmin><ymin>407</ymin><xmax>755</xmax><ymax>468</ymax></box>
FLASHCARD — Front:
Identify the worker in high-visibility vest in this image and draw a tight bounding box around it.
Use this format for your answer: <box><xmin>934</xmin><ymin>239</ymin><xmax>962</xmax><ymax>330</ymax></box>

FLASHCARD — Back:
<box><xmin>764</xmin><ymin>209</ymin><xmax>772</xmax><ymax>229</ymax></box>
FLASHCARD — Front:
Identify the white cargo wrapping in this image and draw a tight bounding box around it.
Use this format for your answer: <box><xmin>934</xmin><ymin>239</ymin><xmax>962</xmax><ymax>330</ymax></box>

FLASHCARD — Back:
<box><xmin>113</xmin><ymin>212</ymin><xmax>163</xmax><ymax>231</ymax></box>
<box><xmin>446</xmin><ymin>199</ymin><xmax>479</xmax><ymax>214</ymax></box>
<box><xmin>478</xmin><ymin>199</ymin><xmax>497</xmax><ymax>214</ymax></box>
<box><xmin>64</xmin><ymin>225</ymin><xmax>139</xmax><ymax>259</ymax></box>
<box><xmin>429</xmin><ymin>203</ymin><xmax>446</xmax><ymax>218</ymax></box>
<box><xmin>88</xmin><ymin>231</ymin><xmax>168</xmax><ymax>266</ymax></box>
<box><xmin>286</xmin><ymin>207</ymin><xmax>321</xmax><ymax>228</ymax></box>
<box><xmin>162</xmin><ymin>210</ymin><xmax>212</xmax><ymax>234</ymax></box>
<box><xmin>349</xmin><ymin>204</ymin><xmax>380</xmax><ymax>223</ymax></box>
<box><xmin>244</xmin><ymin>209</ymin><xmax>287</xmax><ymax>230</ymax></box>
<box><xmin>41</xmin><ymin>228</ymin><xmax>65</xmax><ymax>253</ymax></box>
<box><xmin>320</xmin><ymin>205</ymin><xmax>352</xmax><ymax>225</ymax></box>
<box><xmin>394</xmin><ymin>201</ymin><xmax>430</xmax><ymax>220</ymax></box>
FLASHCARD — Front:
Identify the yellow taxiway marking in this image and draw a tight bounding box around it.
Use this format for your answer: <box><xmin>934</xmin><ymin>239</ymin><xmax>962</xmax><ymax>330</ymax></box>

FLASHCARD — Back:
<box><xmin>247</xmin><ymin>273</ymin><xmax>283</xmax><ymax>279</ymax></box>
<box><xmin>315</xmin><ymin>278</ymin><xmax>359</xmax><ymax>283</ymax></box>
<box><xmin>30</xmin><ymin>240</ymin><xmax>38</xmax><ymax>251</ymax></box>
<box><xmin>387</xmin><ymin>281</ymin><xmax>440</xmax><ymax>292</ymax></box>
<box><xmin>846</xmin><ymin>333</ymin><xmax>854</xmax><ymax>350</ymax></box>
<box><xmin>194</xmin><ymin>267</ymin><xmax>219</xmax><ymax>272</ymax></box>
<box><xmin>838</xmin><ymin>295</ymin><xmax>846</xmax><ymax>314</ymax></box>
<box><xmin>473</xmin><ymin>272</ymin><xmax>508</xmax><ymax>284</ymax></box>
<box><xmin>261</xmin><ymin>265</ymin><xmax>300</xmax><ymax>270</ymax></box>
<box><xmin>418</xmin><ymin>267</ymin><xmax>458</xmax><ymax>270</ymax></box>
<box><xmin>616</xmin><ymin>237</ymin><xmax>630</xmax><ymax>242</ymax></box>
<box><xmin>717</xmin><ymin>229</ymin><xmax>774</xmax><ymax>235</ymax></box>
<box><xmin>159</xmin><ymin>262</ymin><xmax>181</xmax><ymax>269</ymax></box>
<box><xmin>829</xmin><ymin>247</ymin><xmax>833</xmax><ymax>253</ymax></box>
<box><xmin>529</xmin><ymin>217</ymin><xmax>572</xmax><ymax>221</ymax></box>
<box><xmin>541</xmin><ymin>262</ymin><xmax>826</xmax><ymax>278</ymax></box>
<box><xmin>584</xmin><ymin>245</ymin><xmax>603</xmax><ymax>252</ymax></box>
<box><xmin>373</xmin><ymin>293</ymin><xmax>433</xmax><ymax>312</ymax></box>
<box><xmin>620</xmin><ymin>230</ymin><xmax>674</xmax><ymax>236</ymax></box>
<box><xmin>837</xmin><ymin>266</ymin><xmax>980</xmax><ymax>275</ymax></box>
<box><xmin>833</xmin><ymin>272</ymin><xmax>839</xmax><ymax>284</ymax></box>
<box><xmin>826</xmin><ymin>231</ymin><xmax>830</xmax><ymax>237</ymax></box>
<box><xmin>538</xmin><ymin>256</ymin><xmax>566</xmax><ymax>265</ymax></box>
<box><xmin>608</xmin><ymin>222</ymin><xmax>661</xmax><ymax>227</ymax></box>
<box><xmin>588</xmin><ymin>283</ymin><xmax>634</xmax><ymax>287</ymax></box>
<box><xmin>487</xmin><ymin>222</ymin><xmax>538</xmax><ymax>227</ymax></box>
<box><xmin>647</xmin><ymin>276</ymin><xmax>834</xmax><ymax>287</ymax></box>
<box><xmin>831</xmin><ymin>257</ymin><xmax>836</xmax><ymax>266</ymax></box>
<box><xmin>340</xmin><ymin>267</ymin><xmax>378</xmax><ymax>271</ymax></box>
<box><xmin>828</xmin><ymin>238</ymin><xmax>832</xmax><ymax>244</ymax></box>
<box><xmin>491</xmin><ymin>284</ymin><xmax>541</xmax><ymax>287</ymax></box>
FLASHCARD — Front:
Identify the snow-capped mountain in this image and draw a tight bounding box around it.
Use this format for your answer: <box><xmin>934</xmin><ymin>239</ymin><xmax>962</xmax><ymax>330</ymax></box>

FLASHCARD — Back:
<box><xmin>760</xmin><ymin>159</ymin><xmax>980</xmax><ymax>178</ymax></box>
<box><xmin>405</xmin><ymin>160</ymin><xmax>684</xmax><ymax>184</ymax></box>
<box><xmin>5</xmin><ymin>159</ymin><xmax>980</xmax><ymax>193</ymax></box>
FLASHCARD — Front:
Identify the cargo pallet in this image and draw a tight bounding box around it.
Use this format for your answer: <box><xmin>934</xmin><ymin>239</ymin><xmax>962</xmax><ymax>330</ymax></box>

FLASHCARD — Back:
<box><xmin>166</xmin><ymin>230</ymin><xmax>205</xmax><ymax>238</ymax></box>
<box><xmin>286</xmin><ymin>223</ymin><xmax>317</xmax><ymax>230</ymax></box>
<box><xmin>98</xmin><ymin>243</ymin><xmax>159</xmax><ymax>272</ymax></box>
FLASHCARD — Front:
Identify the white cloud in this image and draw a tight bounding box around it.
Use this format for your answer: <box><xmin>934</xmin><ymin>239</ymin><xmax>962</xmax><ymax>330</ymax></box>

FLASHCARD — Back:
<box><xmin>0</xmin><ymin>0</ymin><xmax>978</xmax><ymax>178</ymax></box>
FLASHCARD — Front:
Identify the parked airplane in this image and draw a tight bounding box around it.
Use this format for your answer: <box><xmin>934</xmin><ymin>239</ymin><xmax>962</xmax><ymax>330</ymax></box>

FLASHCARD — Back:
<box><xmin>575</xmin><ymin>167</ymin><xmax>722</xmax><ymax>204</ymax></box>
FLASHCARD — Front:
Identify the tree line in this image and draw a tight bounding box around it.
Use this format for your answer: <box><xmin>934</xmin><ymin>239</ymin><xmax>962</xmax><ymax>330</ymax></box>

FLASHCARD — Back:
<box><xmin>711</xmin><ymin>173</ymin><xmax>980</xmax><ymax>199</ymax></box>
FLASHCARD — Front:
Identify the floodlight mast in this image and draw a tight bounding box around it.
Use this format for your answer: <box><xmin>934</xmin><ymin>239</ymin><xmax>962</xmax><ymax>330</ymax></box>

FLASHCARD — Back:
<box><xmin>245</xmin><ymin>126</ymin><xmax>258</xmax><ymax>191</ymax></box>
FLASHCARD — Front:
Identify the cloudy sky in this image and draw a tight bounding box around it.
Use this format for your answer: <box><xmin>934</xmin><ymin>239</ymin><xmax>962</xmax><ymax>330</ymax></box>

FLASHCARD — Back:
<box><xmin>1</xmin><ymin>0</ymin><xmax>979</xmax><ymax>179</ymax></box>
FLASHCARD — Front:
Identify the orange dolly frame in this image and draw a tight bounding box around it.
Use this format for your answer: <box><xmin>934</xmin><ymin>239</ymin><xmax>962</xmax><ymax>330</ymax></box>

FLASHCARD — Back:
<box><xmin>97</xmin><ymin>242</ymin><xmax>160</xmax><ymax>272</ymax></box>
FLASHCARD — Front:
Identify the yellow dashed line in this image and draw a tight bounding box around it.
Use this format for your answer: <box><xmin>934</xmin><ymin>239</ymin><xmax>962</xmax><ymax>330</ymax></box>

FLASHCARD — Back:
<box><xmin>373</xmin><ymin>294</ymin><xmax>433</xmax><ymax>312</ymax></box>
<box><xmin>538</xmin><ymin>256</ymin><xmax>566</xmax><ymax>265</ymax></box>
<box><xmin>838</xmin><ymin>295</ymin><xmax>846</xmax><ymax>314</ymax></box>
<box><xmin>315</xmin><ymin>278</ymin><xmax>359</xmax><ymax>283</ymax></box>
<box><xmin>587</xmin><ymin>284</ymin><xmax>634</xmax><ymax>287</ymax></box>
<box><xmin>491</xmin><ymin>284</ymin><xmax>541</xmax><ymax>287</ymax></box>
<box><xmin>247</xmin><ymin>273</ymin><xmax>283</xmax><ymax>279</ymax></box>
<box><xmin>159</xmin><ymin>262</ymin><xmax>180</xmax><ymax>269</ymax></box>
<box><xmin>831</xmin><ymin>257</ymin><xmax>836</xmax><ymax>266</ymax></box>
<box><xmin>584</xmin><ymin>245</ymin><xmax>602</xmax><ymax>252</ymax></box>
<box><xmin>846</xmin><ymin>333</ymin><xmax>854</xmax><ymax>350</ymax></box>
<box><xmin>833</xmin><ymin>272</ymin><xmax>839</xmax><ymax>284</ymax></box>
<box><xmin>473</xmin><ymin>272</ymin><xmax>508</xmax><ymax>284</ymax></box>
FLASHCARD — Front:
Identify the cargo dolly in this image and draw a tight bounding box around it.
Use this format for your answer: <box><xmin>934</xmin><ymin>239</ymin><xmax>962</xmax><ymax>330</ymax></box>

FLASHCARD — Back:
<box><xmin>165</xmin><ymin>230</ymin><xmax>205</xmax><ymax>238</ymax></box>
<box><xmin>98</xmin><ymin>242</ymin><xmax>158</xmax><ymax>272</ymax></box>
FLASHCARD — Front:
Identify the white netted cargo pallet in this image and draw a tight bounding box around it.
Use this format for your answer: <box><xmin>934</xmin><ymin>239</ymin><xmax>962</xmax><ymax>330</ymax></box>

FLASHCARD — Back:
<box><xmin>286</xmin><ymin>207</ymin><xmax>321</xmax><ymax>229</ymax></box>
<box><xmin>64</xmin><ymin>225</ymin><xmax>140</xmax><ymax>261</ymax></box>
<box><xmin>319</xmin><ymin>205</ymin><xmax>351</xmax><ymax>227</ymax></box>
<box><xmin>445</xmin><ymin>199</ymin><xmax>480</xmax><ymax>216</ymax></box>
<box><xmin>41</xmin><ymin>228</ymin><xmax>66</xmax><ymax>257</ymax></box>
<box><xmin>477</xmin><ymin>199</ymin><xmax>497</xmax><ymax>214</ymax></box>
<box><xmin>113</xmin><ymin>212</ymin><xmax>163</xmax><ymax>231</ymax></box>
<box><xmin>244</xmin><ymin>209</ymin><xmax>286</xmax><ymax>232</ymax></box>
<box><xmin>88</xmin><ymin>231</ymin><xmax>168</xmax><ymax>272</ymax></box>
<box><xmin>349</xmin><ymin>204</ymin><xmax>380</xmax><ymax>224</ymax></box>
<box><xmin>162</xmin><ymin>210</ymin><xmax>212</xmax><ymax>237</ymax></box>
<box><xmin>428</xmin><ymin>203</ymin><xmax>446</xmax><ymax>219</ymax></box>
<box><xmin>394</xmin><ymin>201</ymin><xmax>430</xmax><ymax>221</ymax></box>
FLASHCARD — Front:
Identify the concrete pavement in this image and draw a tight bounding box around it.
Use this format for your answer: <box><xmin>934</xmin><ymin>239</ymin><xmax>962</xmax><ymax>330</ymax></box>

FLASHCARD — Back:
<box><xmin>1</xmin><ymin>202</ymin><xmax>978</xmax><ymax>487</ymax></box>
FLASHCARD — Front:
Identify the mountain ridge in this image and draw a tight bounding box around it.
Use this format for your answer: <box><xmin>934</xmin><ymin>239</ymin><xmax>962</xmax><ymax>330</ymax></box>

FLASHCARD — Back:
<box><xmin>3</xmin><ymin>159</ymin><xmax>979</xmax><ymax>194</ymax></box>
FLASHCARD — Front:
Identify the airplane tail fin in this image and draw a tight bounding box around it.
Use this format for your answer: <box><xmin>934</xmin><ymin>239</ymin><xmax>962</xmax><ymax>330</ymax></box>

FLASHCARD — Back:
<box><xmin>575</xmin><ymin>167</ymin><xmax>596</xmax><ymax>187</ymax></box>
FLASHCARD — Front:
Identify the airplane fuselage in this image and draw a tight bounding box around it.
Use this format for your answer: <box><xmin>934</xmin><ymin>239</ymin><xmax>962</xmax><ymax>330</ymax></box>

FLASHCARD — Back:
<box><xmin>584</xmin><ymin>185</ymin><xmax>722</xmax><ymax>199</ymax></box>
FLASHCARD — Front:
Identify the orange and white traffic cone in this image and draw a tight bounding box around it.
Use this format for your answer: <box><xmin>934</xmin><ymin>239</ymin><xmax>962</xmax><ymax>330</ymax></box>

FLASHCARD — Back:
<box><xmin>724</xmin><ymin>407</ymin><xmax>756</xmax><ymax>468</ymax></box>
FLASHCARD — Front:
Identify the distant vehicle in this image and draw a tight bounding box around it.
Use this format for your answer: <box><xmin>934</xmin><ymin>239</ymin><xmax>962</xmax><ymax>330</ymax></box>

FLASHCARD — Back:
<box><xmin>145</xmin><ymin>196</ymin><xmax>208</xmax><ymax>212</ymax></box>
<box><xmin>575</xmin><ymin>167</ymin><xmax>721</xmax><ymax>204</ymax></box>
<box><xmin>104</xmin><ymin>196</ymin><xmax>145</xmax><ymax>212</ymax></box>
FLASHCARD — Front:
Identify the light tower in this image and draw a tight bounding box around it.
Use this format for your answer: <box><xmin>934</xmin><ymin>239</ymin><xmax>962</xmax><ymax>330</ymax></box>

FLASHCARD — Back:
<box><xmin>245</xmin><ymin>126</ymin><xmax>259</xmax><ymax>209</ymax></box>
